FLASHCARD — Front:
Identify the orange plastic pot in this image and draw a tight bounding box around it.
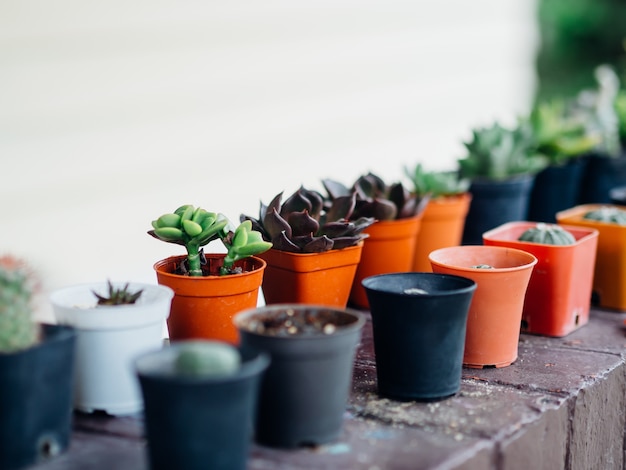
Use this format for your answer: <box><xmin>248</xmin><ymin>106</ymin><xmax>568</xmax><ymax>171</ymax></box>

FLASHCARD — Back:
<box><xmin>483</xmin><ymin>222</ymin><xmax>598</xmax><ymax>337</ymax></box>
<box><xmin>258</xmin><ymin>244</ymin><xmax>362</xmax><ymax>308</ymax></box>
<box><xmin>429</xmin><ymin>245</ymin><xmax>537</xmax><ymax>368</ymax></box>
<box><xmin>556</xmin><ymin>204</ymin><xmax>626</xmax><ymax>311</ymax></box>
<box><xmin>412</xmin><ymin>193</ymin><xmax>472</xmax><ymax>272</ymax></box>
<box><xmin>350</xmin><ymin>215</ymin><xmax>423</xmax><ymax>309</ymax></box>
<box><xmin>153</xmin><ymin>254</ymin><xmax>266</xmax><ymax>344</ymax></box>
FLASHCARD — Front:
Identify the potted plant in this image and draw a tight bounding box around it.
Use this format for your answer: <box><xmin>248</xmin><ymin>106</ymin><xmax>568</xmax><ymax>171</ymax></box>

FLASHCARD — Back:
<box><xmin>457</xmin><ymin>121</ymin><xmax>548</xmax><ymax>244</ymax></box>
<box><xmin>404</xmin><ymin>163</ymin><xmax>472</xmax><ymax>271</ymax></box>
<box><xmin>483</xmin><ymin>222</ymin><xmax>598</xmax><ymax>337</ymax></box>
<box><xmin>0</xmin><ymin>256</ymin><xmax>76</xmax><ymax>470</ymax></box>
<box><xmin>149</xmin><ymin>205</ymin><xmax>272</xmax><ymax>344</ymax></box>
<box><xmin>241</xmin><ymin>186</ymin><xmax>374</xmax><ymax>307</ymax></box>
<box><xmin>574</xmin><ymin>65</ymin><xmax>626</xmax><ymax>203</ymax></box>
<box><xmin>233</xmin><ymin>304</ymin><xmax>365</xmax><ymax>448</ymax></box>
<box><xmin>135</xmin><ymin>340</ymin><xmax>269</xmax><ymax>470</ymax></box>
<box><xmin>50</xmin><ymin>280</ymin><xmax>174</xmax><ymax>415</ymax></box>
<box><xmin>526</xmin><ymin>98</ymin><xmax>601</xmax><ymax>222</ymax></box>
<box><xmin>429</xmin><ymin>245</ymin><xmax>537</xmax><ymax>368</ymax></box>
<box><xmin>322</xmin><ymin>172</ymin><xmax>430</xmax><ymax>308</ymax></box>
<box><xmin>556</xmin><ymin>204</ymin><xmax>626</xmax><ymax>310</ymax></box>
<box><xmin>362</xmin><ymin>272</ymin><xmax>476</xmax><ymax>401</ymax></box>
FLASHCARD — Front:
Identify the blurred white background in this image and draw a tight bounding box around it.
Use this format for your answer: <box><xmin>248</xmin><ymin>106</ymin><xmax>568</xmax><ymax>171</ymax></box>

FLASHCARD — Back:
<box><xmin>1</xmin><ymin>0</ymin><xmax>538</xmax><ymax>320</ymax></box>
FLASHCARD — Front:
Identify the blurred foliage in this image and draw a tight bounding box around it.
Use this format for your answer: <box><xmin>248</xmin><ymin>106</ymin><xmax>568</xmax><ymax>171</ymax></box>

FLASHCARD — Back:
<box><xmin>535</xmin><ymin>0</ymin><xmax>626</xmax><ymax>103</ymax></box>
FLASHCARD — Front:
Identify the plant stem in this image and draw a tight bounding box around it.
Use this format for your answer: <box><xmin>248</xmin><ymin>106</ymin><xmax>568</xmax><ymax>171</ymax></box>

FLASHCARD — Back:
<box><xmin>186</xmin><ymin>245</ymin><xmax>203</xmax><ymax>276</ymax></box>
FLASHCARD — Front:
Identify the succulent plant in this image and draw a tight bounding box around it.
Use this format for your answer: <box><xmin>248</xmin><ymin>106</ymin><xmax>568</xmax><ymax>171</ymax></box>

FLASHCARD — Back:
<box><xmin>0</xmin><ymin>256</ymin><xmax>39</xmax><ymax>353</ymax></box>
<box><xmin>518</xmin><ymin>223</ymin><xmax>576</xmax><ymax>245</ymax></box>
<box><xmin>615</xmin><ymin>90</ymin><xmax>626</xmax><ymax>147</ymax></box>
<box><xmin>322</xmin><ymin>172</ymin><xmax>430</xmax><ymax>221</ymax></box>
<box><xmin>404</xmin><ymin>163</ymin><xmax>470</xmax><ymax>198</ymax></box>
<box><xmin>458</xmin><ymin>122</ymin><xmax>548</xmax><ymax>181</ymax></box>
<box><xmin>174</xmin><ymin>341</ymin><xmax>241</xmax><ymax>377</ymax></box>
<box><xmin>471</xmin><ymin>264</ymin><xmax>494</xmax><ymax>269</ymax></box>
<box><xmin>149</xmin><ymin>204</ymin><xmax>272</xmax><ymax>276</ymax></box>
<box><xmin>93</xmin><ymin>280</ymin><xmax>143</xmax><ymax>306</ymax></box>
<box><xmin>529</xmin><ymin>99</ymin><xmax>601</xmax><ymax>165</ymax></box>
<box><xmin>582</xmin><ymin>206</ymin><xmax>626</xmax><ymax>225</ymax></box>
<box><xmin>241</xmin><ymin>186</ymin><xmax>375</xmax><ymax>253</ymax></box>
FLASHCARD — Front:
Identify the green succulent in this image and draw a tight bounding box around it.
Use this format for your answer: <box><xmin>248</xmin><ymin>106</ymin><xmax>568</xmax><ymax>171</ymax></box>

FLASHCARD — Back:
<box><xmin>0</xmin><ymin>256</ymin><xmax>39</xmax><ymax>353</ymax></box>
<box><xmin>530</xmin><ymin>99</ymin><xmax>601</xmax><ymax>165</ymax></box>
<box><xmin>615</xmin><ymin>90</ymin><xmax>626</xmax><ymax>146</ymax></box>
<box><xmin>174</xmin><ymin>341</ymin><xmax>241</xmax><ymax>377</ymax></box>
<box><xmin>458</xmin><ymin>122</ymin><xmax>548</xmax><ymax>181</ymax></box>
<box><xmin>149</xmin><ymin>205</ymin><xmax>272</xmax><ymax>276</ymax></box>
<box><xmin>518</xmin><ymin>223</ymin><xmax>576</xmax><ymax>245</ymax></box>
<box><xmin>583</xmin><ymin>206</ymin><xmax>626</xmax><ymax>225</ymax></box>
<box><xmin>404</xmin><ymin>163</ymin><xmax>470</xmax><ymax>198</ymax></box>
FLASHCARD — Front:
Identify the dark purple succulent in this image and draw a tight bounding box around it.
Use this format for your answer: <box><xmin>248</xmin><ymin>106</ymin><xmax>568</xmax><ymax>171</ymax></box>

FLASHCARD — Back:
<box><xmin>322</xmin><ymin>172</ymin><xmax>430</xmax><ymax>221</ymax></box>
<box><xmin>241</xmin><ymin>186</ymin><xmax>375</xmax><ymax>253</ymax></box>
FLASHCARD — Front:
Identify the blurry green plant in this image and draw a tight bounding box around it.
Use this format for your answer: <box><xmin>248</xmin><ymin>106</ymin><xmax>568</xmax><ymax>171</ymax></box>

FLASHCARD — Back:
<box><xmin>404</xmin><ymin>163</ymin><xmax>470</xmax><ymax>198</ymax></box>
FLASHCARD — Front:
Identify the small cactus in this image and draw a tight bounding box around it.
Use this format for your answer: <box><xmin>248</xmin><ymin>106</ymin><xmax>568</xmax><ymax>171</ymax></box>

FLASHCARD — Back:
<box><xmin>583</xmin><ymin>206</ymin><xmax>626</xmax><ymax>225</ymax></box>
<box><xmin>0</xmin><ymin>256</ymin><xmax>39</xmax><ymax>353</ymax></box>
<box><xmin>174</xmin><ymin>341</ymin><xmax>241</xmax><ymax>377</ymax></box>
<box><xmin>471</xmin><ymin>264</ymin><xmax>494</xmax><ymax>269</ymax></box>
<box><xmin>93</xmin><ymin>280</ymin><xmax>143</xmax><ymax>306</ymax></box>
<box><xmin>518</xmin><ymin>223</ymin><xmax>576</xmax><ymax>245</ymax></box>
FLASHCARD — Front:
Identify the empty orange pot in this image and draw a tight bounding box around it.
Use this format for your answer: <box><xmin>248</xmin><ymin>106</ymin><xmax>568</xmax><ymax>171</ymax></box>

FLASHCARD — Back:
<box><xmin>483</xmin><ymin>222</ymin><xmax>598</xmax><ymax>337</ymax></box>
<box><xmin>350</xmin><ymin>215</ymin><xmax>423</xmax><ymax>309</ymax></box>
<box><xmin>154</xmin><ymin>254</ymin><xmax>266</xmax><ymax>344</ymax></box>
<box><xmin>258</xmin><ymin>244</ymin><xmax>362</xmax><ymax>308</ymax></box>
<box><xmin>412</xmin><ymin>193</ymin><xmax>472</xmax><ymax>272</ymax></box>
<box><xmin>429</xmin><ymin>245</ymin><xmax>537</xmax><ymax>368</ymax></box>
<box><xmin>556</xmin><ymin>204</ymin><xmax>626</xmax><ymax>310</ymax></box>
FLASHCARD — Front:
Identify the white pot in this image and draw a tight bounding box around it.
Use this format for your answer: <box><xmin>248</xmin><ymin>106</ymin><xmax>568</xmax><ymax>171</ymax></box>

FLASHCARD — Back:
<box><xmin>50</xmin><ymin>282</ymin><xmax>173</xmax><ymax>415</ymax></box>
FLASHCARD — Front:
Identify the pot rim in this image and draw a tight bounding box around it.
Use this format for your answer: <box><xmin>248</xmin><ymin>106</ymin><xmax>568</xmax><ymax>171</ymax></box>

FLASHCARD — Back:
<box><xmin>362</xmin><ymin>272</ymin><xmax>477</xmax><ymax>297</ymax></box>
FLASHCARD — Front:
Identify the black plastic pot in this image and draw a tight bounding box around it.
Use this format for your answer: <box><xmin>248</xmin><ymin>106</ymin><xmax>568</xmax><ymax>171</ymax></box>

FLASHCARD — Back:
<box><xmin>363</xmin><ymin>273</ymin><xmax>476</xmax><ymax>401</ymax></box>
<box><xmin>234</xmin><ymin>305</ymin><xmax>365</xmax><ymax>448</ymax></box>
<box><xmin>578</xmin><ymin>153</ymin><xmax>626</xmax><ymax>204</ymax></box>
<box><xmin>527</xmin><ymin>158</ymin><xmax>588</xmax><ymax>223</ymax></box>
<box><xmin>462</xmin><ymin>175</ymin><xmax>535</xmax><ymax>245</ymax></box>
<box><xmin>610</xmin><ymin>186</ymin><xmax>626</xmax><ymax>205</ymax></box>
<box><xmin>135</xmin><ymin>343</ymin><xmax>269</xmax><ymax>470</ymax></box>
<box><xmin>0</xmin><ymin>324</ymin><xmax>76</xmax><ymax>470</ymax></box>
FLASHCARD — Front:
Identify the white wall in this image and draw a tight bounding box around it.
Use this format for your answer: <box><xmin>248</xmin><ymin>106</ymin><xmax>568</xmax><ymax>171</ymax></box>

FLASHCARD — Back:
<box><xmin>0</xmin><ymin>0</ymin><xmax>539</xmax><ymax>320</ymax></box>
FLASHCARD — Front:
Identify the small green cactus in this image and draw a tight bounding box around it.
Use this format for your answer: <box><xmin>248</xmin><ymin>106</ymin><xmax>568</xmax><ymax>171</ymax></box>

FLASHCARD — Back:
<box><xmin>583</xmin><ymin>206</ymin><xmax>626</xmax><ymax>225</ymax></box>
<box><xmin>518</xmin><ymin>223</ymin><xmax>576</xmax><ymax>245</ymax></box>
<box><xmin>93</xmin><ymin>280</ymin><xmax>143</xmax><ymax>306</ymax></box>
<box><xmin>0</xmin><ymin>256</ymin><xmax>39</xmax><ymax>353</ymax></box>
<box><xmin>404</xmin><ymin>163</ymin><xmax>470</xmax><ymax>198</ymax></box>
<box><xmin>471</xmin><ymin>264</ymin><xmax>494</xmax><ymax>269</ymax></box>
<box><xmin>174</xmin><ymin>341</ymin><xmax>241</xmax><ymax>377</ymax></box>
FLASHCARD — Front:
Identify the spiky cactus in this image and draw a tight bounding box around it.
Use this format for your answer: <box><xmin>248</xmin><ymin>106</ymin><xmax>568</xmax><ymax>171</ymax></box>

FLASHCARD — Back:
<box><xmin>518</xmin><ymin>223</ymin><xmax>576</xmax><ymax>245</ymax></box>
<box><xmin>93</xmin><ymin>280</ymin><xmax>143</xmax><ymax>306</ymax></box>
<box><xmin>0</xmin><ymin>256</ymin><xmax>39</xmax><ymax>353</ymax></box>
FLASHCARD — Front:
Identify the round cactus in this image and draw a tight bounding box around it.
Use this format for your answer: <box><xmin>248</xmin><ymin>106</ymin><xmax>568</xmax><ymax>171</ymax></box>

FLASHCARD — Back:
<box><xmin>582</xmin><ymin>206</ymin><xmax>626</xmax><ymax>225</ymax></box>
<box><xmin>518</xmin><ymin>223</ymin><xmax>576</xmax><ymax>245</ymax></box>
<box><xmin>174</xmin><ymin>341</ymin><xmax>241</xmax><ymax>377</ymax></box>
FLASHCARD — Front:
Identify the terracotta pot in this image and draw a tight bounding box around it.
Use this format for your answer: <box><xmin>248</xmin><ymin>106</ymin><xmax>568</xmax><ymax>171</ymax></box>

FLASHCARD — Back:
<box><xmin>412</xmin><ymin>193</ymin><xmax>472</xmax><ymax>272</ymax></box>
<box><xmin>556</xmin><ymin>204</ymin><xmax>626</xmax><ymax>310</ymax></box>
<box><xmin>483</xmin><ymin>222</ymin><xmax>598</xmax><ymax>337</ymax></box>
<box><xmin>429</xmin><ymin>245</ymin><xmax>537</xmax><ymax>369</ymax></box>
<box><xmin>154</xmin><ymin>254</ymin><xmax>266</xmax><ymax>344</ymax></box>
<box><xmin>258</xmin><ymin>243</ymin><xmax>362</xmax><ymax>308</ymax></box>
<box><xmin>350</xmin><ymin>215</ymin><xmax>423</xmax><ymax>309</ymax></box>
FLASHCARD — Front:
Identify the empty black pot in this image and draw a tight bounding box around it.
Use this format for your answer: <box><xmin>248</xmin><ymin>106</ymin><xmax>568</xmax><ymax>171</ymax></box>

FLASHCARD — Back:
<box><xmin>136</xmin><ymin>344</ymin><xmax>270</xmax><ymax>470</ymax></box>
<box><xmin>363</xmin><ymin>272</ymin><xmax>476</xmax><ymax>401</ymax></box>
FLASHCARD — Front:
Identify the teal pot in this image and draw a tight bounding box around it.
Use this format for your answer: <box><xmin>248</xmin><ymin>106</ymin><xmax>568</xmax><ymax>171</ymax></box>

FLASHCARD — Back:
<box><xmin>362</xmin><ymin>273</ymin><xmax>476</xmax><ymax>401</ymax></box>
<box><xmin>0</xmin><ymin>324</ymin><xmax>76</xmax><ymax>470</ymax></box>
<box><xmin>578</xmin><ymin>153</ymin><xmax>626</xmax><ymax>204</ymax></box>
<box><xmin>527</xmin><ymin>158</ymin><xmax>587</xmax><ymax>223</ymax></box>
<box><xmin>135</xmin><ymin>342</ymin><xmax>270</xmax><ymax>470</ymax></box>
<box><xmin>462</xmin><ymin>175</ymin><xmax>535</xmax><ymax>245</ymax></box>
<box><xmin>234</xmin><ymin>305</ymin><xmax>365</xmax><ymax>448</ymax></box>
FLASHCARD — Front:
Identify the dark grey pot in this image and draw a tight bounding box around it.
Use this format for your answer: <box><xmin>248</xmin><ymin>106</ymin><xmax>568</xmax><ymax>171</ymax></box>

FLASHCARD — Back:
<box><xmin>363</xmin><ymin>273</ymin><xmax>476</xmax><ymax>401</ymax></box>
<box><xmin>234</xmin><ymin>305</ymin><xmax>365</xmax><ymax>448</ymax></box>
<box><xmin>0</xmin><ymin>324</ymin><xmax>76</xmax><ymax>470</ymax></box>
<box><xmin>135</xmin><ymin>344</ymin><xmax>270</xmax><ymax>470</ymax></box>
